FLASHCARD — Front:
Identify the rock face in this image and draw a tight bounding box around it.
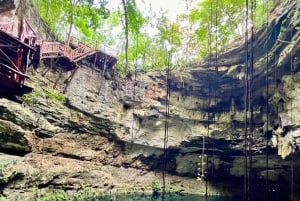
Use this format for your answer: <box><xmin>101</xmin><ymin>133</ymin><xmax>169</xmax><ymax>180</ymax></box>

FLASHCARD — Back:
<box><xmin>1</xmin><ymin>0</ymin><xmax>300</xmax><ymax>200</ymax></box>
<box><xmin>0</xmin><ymin>0</ymin><xmax>15</xmax><ymax>15</ymax></box>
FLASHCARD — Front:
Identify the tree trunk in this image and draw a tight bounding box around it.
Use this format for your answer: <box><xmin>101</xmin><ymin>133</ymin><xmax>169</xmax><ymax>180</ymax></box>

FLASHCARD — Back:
<box><xmin>122</xmin><ymin>0</ymin><xmax>129</xmax><ymax>74</ymax></box>
<box><xmin>66</xmin><ymin>0</ymin><xmax>77</xmax><ymax>47</ymax></box>
<box><xmin>66</xmin><ymin>22</ymin><xmax>74</xmax><ymax>47</ymax></box>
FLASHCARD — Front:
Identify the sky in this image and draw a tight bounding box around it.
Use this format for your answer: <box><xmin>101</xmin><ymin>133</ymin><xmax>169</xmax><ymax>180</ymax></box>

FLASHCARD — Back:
<box><xmin>105</xmin><ymin>0</ymin><xmax>192</xmax><ymax>52</ymax></box>
<box><xmin>107</xmin><ymin>0</ymin><xmax>187</xmax><ymax>21</ymax></box>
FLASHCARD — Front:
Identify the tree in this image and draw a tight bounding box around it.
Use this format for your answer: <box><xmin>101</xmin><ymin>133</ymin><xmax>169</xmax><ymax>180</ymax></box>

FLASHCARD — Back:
<box><xmin>121</xmin><ymin>0</ymin><xmax>129</xmax><ymax>73</ymax></box>
<box><xmin>120</xmin><ymin>0</ymin><xmax>145</xmax><ymax>75</ymax></box>
<box><xmin>176</xmin><ymin>0</ymin><xmax>201</xmax><ymax>68</ymax></box>
<box><xmin>35</xmin><ymin>0</ymin><xmax>109</xmax><ymax>43</ymax></box>
<box><xmin>65</xmin><ymin>0</ymin><xmax>78</xmax><ymax>47</ymax></box>
<box><xmin>35</xmin><ymin>0</ymin><xmax>280</xmax><ymax>76</ymax></box>
<box><xmin>189</xmin><ymin>0</ymin><xmax>279</xmax><ymax>57</ymax></box>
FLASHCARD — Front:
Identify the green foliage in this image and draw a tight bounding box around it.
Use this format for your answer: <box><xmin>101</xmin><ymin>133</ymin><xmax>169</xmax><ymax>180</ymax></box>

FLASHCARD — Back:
<box><xmin>156</xmin><ymin>16</ymin><xmax>182</xmax><ymax>48</ymax></box>
<box><xmin>32</xmin><ymin>187</ymin><xmax>102</xmax><ymax>201</ymax></box>
<box><xmin>22</xmin><ymin>89</ymin><xmax>66</xmax><ymax>104</ymax></box>
<box><xmin>151</xmin><ymin>179</ymin><xmax>161</xmax><ymax>193</ymax></box>
<box><xmin>33</xmin><ymin>0</ymin><xmax>66</xmax><ymax>40</ymax></box>
<box><xmin>293</xmin><ymin>10</ymin><xmax>300</xmax><ymax>28</ymax></box>
<box><xmin>43</xmin><ymin>89</ymin><xmax>66</xmax><ymax>101</ymax></box>
<box><xmin>30</xmin><ymin>187</ymin><xmax>38</xmax><ymax>195</ymax></box>
<box><xmin>189</xmin><ymin>0</ymin><xmax>278</xmax><ymax>57</ymax></box>
<box><xmin>33</xmin><ymin>189</ymin><xmax>68</xmax><ymax>201</ymax></box>
<box><xmin>168</xmin><ymin>184</ymin><xmax>185</xmax><ymax>194</ymax></box>
<box><xmin>34</xmin><ymin>0</ymin><xmax>109</xmax><ymax>42</ymax></box>
<box><xmin>33</xmin><ymin>0</ymin><xmax>281</xmax><ymax>76</ymax></box>
<box><xmin>114</xmin><ymin>53</ymin><xmax>127</xmax><ymax>77</ymax></box>
<box><xmin>190</xmin><ymin>0</ymin><xmax>245</xmax><ymax>57</ymax></box>
<box><xmin>0</xmin><ymin>196</ymin><xmax>6</xmax><ymax>201</ymax></box>
<box><xmin>127</xmin><ymin>0</ymin><xmax>146</xmax><ymax>35</ymax></box>
<box><xmin>72</xmin><ymin>187</ymin><xmax>101</xmax><ymax>200</ymax></box>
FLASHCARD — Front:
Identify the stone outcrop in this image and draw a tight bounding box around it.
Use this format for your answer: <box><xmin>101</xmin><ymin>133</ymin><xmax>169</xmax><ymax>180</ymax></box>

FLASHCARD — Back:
<box><xmin>0</xmin><ymin>0</ymin><xmax>300</xmax><ymax>200</ymax></box>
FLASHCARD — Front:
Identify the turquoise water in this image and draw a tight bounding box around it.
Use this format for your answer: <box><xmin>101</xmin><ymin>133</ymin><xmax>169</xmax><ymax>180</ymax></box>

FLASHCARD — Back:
<box><xmin>98</xmin><ymin>194</ymin><xmax>238</xmax><ymax>201</ymax></box>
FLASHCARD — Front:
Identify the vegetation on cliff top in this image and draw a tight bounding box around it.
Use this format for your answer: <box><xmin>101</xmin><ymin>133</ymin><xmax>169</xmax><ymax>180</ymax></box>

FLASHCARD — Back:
<box><xmin>34</xmin><ymin>0</ymin><xmax>280</xmax><ymax>76</ymax></box>
<box><xmin>22</xmin><ymin>89</ymin><xmax>66</xmax><ymax>104</ymax></box>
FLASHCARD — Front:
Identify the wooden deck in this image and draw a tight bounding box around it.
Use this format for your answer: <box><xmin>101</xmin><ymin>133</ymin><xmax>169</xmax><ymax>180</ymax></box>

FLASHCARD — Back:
<box><xmin>39</xmin><ymin>37</ymin><xmax>117</xmax><ymax>70</ymax></box>
<box><xmin>0</xmin><ymin>18</ymin><xmax>118</xmax><ymax>98</ymax></box>
<box><xmin>0</xmin><ymin>19</ymin><xmax>36</xmax><ymax>97</ymax></box>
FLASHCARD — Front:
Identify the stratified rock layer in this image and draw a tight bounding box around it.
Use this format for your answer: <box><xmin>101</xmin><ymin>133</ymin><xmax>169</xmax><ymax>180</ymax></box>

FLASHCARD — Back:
<box><xmin>0</xmin><ymin>0</ymin><xmax>300</xmax><ymax>201</ymax></box>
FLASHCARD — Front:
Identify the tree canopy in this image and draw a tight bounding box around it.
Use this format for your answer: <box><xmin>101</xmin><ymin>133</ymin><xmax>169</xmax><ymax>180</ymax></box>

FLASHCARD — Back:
<box><xmin>34</xmin><ymin>0</ymin><xmax>281</xmax><ymax>77</ymax></box>
<box><xmin>35</xmin><ymin>0</ymin><xmax>109</xmax><ymax>42</ymax></box>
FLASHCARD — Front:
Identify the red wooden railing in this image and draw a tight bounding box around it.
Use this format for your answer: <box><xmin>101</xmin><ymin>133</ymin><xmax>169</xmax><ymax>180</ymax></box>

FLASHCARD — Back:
<box><xmin>0</xmin><ymin>19</ymin><xmax>37</xmax><ymax>46</ymax></box>
<box><xmin>0</xmin><ymin>18</ymin><xmax>37</xmax><ymax>88</ymax></box>
<box><xmin>19</xmin><ymin>18</ymin><xmax>37</xmax><ymax>46</ymax></box>
<box><xmin>0</xmin><ymin>21</ymin><xmax>14</xmax><ymax>35</ymax></box>
<box><xmin>40</xmin><ymin>37</ymin><xmax>97</xmax><ymax>62</ymax></box>
<box><xmin>1</xmin><ymin>18</ymin><xmax>118</xmax><ymax>70</ymax></box>
<box><xmin>40</xmin><ymin>42</ymin><xmax>66</xmax><ymax>58</ymax></box>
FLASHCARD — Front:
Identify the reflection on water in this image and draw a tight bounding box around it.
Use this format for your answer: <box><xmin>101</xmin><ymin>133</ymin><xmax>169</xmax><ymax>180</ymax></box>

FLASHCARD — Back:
<box><xmin>99</xmin><ymin>194</ymin><xmax>238</xmax><ymax>201</ymax></box>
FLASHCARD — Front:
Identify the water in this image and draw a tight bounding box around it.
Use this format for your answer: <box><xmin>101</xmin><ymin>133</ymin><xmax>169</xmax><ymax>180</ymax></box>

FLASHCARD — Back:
<box><xmin>98</xmin><ymin>194</ymin><xmax>238</xmax><ymax>201</ymax></box>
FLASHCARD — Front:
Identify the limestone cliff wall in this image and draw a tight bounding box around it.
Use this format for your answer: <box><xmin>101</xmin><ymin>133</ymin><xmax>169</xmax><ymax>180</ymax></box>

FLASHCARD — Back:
<box><xmin>0</xmin><ymin>0</ymin><xmax>300</xmax><ymax>200</ymax></box>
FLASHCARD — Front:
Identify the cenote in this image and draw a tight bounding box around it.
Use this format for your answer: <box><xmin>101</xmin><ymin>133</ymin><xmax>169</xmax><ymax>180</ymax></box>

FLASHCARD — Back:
<box><xmin>97</xmin><ymin>190</ymin><xmax>290</xmax><ymax>201</ymax></box>
<box><xmin>1</xmin><ymin>0</ymin><xmax>300</xmax><ymax>201</ymax></box>
<box><xmin>99</xmin><ymin>194</ymin><xmax>238</xmax><ymax>201</ymax></box>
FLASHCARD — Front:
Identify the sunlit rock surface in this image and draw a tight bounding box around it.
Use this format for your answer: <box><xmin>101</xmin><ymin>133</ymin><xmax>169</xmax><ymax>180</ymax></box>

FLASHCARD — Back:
<box><xmin>0</xmin><ymin>0</ymin><xmax>300</xmax><ymax>200</ymax></box>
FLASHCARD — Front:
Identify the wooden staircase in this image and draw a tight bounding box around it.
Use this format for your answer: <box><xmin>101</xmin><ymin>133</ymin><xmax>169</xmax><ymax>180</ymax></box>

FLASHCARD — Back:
<box><xmin>0</xmin><ymin>18</ymin><xmax>118</xmax><ymax>99</ymax></box>
<box><xmin>39</xmin><ymin>37</ymin><xmax>117</xmax><ymax>70</ymax></box>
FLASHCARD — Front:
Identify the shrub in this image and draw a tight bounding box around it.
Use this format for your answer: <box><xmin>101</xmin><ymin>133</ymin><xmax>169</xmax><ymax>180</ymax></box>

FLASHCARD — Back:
<box><xmin>151</xmin><ymin>179</ymin><xmax>161</xmax><ymax>193</ymax></box>
<box><xmin>22</xmin><ymin>89</ymin><xmax>66</xmax><ymax>104</ymax></box>
<box><xmin>0</xmin><ymin>196</ymin><xmax>6</xmax><ymax>201</ymax></box>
